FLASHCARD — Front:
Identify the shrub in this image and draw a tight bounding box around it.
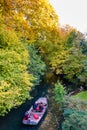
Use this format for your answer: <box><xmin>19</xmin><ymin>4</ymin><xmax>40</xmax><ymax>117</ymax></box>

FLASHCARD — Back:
<box><xmin>62</xmin><ymin>97</ymin><xmax>87</xmax><ymax>130</ymax></box>
<box><xmin>53</xmin><ymin>81</ymin><xmax>66</xmax><ymax>107</ymax></box>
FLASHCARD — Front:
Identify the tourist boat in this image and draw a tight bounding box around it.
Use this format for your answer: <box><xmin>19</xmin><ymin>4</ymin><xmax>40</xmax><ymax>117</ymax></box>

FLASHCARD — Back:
<box><xmin>22</xmin><ymin>97</ymin><xmax>48</xmax><ymax>125</ymax></box>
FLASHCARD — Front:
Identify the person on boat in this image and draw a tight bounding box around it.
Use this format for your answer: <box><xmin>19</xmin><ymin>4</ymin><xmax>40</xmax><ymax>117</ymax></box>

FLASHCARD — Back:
<box><xmin>24</xmin><ymin>114</ymin><xmax>30</xmax><ymax>120</ymax></box>
<box><xmin>39</xmin><ymin>104</ymin><xmax>43</xmax><ymax>111</ymax></box>
<box><xmin>33</xmin><ymin>102</ymin><xmax>44</xmax><ymax>112</ymax></box>
<box><xmin>33</xmin><ymin>103</ymin><xmax>38</xmax><ymax>110</ymax></box>
<box><xmin>37</xmin><ymin>102</ymin><xmax>44</xmax><ymax>112</ymax></box>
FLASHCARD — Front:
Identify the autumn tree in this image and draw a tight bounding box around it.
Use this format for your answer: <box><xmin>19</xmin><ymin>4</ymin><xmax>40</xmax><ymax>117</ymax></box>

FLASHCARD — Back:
<box><xmin>49</xmin><ymin>26</ymin><xmax>87</xmax><ymax>89</ymax></box>
<box><xmin>0</xmin><ymin>19</ymin><xmax>33</xmax><ymax>116</ymax></box>
<box><xmin>0</xmin><ymin>0</ymin><xmax>59</xmax><ymax>41</ymax></box>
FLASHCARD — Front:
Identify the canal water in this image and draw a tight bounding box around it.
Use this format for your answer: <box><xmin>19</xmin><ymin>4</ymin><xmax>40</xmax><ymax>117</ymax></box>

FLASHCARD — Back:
<box><xmin>0</xmin><ymin>84</ymin><xmax>61</xmax><ymax>130</ymax></box>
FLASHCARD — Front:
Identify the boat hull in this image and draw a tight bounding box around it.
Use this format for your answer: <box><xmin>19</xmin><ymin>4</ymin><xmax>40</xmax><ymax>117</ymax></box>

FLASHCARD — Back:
<box><xmin>22</xmin><ymin>97</ymin><xmax>48</xmax><ymax>125</ymax></box>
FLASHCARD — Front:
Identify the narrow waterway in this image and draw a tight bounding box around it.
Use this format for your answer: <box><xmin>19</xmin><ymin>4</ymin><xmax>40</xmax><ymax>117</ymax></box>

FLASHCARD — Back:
<box><xmin>0</xmin><ymin>84</ymin><xmax>60</xmax><ymax>130</ymax></box>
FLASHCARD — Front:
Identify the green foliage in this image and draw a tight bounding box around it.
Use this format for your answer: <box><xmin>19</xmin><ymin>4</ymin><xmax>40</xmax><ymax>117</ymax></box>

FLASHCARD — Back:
<box><xmin>28</xmin><ymin>44</ymin><xmax>46</xmax><ymax>86</ymax></box>
<box><xmin>62</xmin><ymin>97</ymin><xmax>87</xmax><ymax>130</ymax></box>
<box><xmin>72</xmin><ymin>91</ymin><xmax>87</xmax><ymax>100</ymax></box>
<box><xmin>66</xmin><ymin>30</ymin><xmax>77</xmax><ymax>48</ymax></box>
<box><xmin>0</xmin><ymin>0</ymin><xmax>59</xmax><ymax>116</ymax></box>
<box><xmin>81</xmin><ymin>39</ymin><xmax>87</xmax><ymax>55</ymax></box>
<box><xmin>1</xmin><ymin>0</ymin><xmax>87</xmax><ymax>118</ymax></box>
<box><xmin>62</xmin><ymin>110</ymin><xmax>87</xmax><ymax>130</ymax></box>
<box><xmin>50</xmin><ymin>49</ymin><xmax>68</xmax><ymax>75</ymax></box>
<box><xmin>53</xmin><ymin>82</ymin><xmax>66</xmax><ymax>106</ymax></box>
<box><xmin>63</xmin><ymin>54</ymin><xmax>83</xmax><ymax>81</ymax></box>
<box><xmin>0</xmin><ymin>25</ymin><xmax>33</xmax><ymax>116</ymax></box>
<box><xmin>49</xmin><ymin>28</ymin><xmax>87</xmax><ymax>89</ymax></box>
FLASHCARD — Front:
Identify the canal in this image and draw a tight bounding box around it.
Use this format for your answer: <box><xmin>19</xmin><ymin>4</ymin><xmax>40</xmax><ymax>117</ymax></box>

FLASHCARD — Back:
<box><xmin>0</xmin><ymin>84</ymin><xmax>60</xmax><ymax>130</ymax></box>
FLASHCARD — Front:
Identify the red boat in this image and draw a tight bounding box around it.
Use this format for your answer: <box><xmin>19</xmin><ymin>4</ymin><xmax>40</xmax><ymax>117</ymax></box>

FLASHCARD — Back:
<box><xmin>22</xmin><ymin>97</ymin><xmax>48</xmax><ymax>125</ymax></box>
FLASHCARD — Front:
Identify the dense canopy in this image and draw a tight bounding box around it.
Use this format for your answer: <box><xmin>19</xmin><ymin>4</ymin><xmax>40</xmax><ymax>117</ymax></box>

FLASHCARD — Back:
<box><xmin>0</xmin><ymin>0</ymin><xmax>87</xmax><ymax>117</ymax></box>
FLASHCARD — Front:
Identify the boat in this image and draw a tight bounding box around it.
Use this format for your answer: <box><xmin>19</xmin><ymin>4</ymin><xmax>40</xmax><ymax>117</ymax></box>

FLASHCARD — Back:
<box><xmin>22</xmin><ymin>97</ymin><xmax>48</xmax><ymax>125</ymax></box>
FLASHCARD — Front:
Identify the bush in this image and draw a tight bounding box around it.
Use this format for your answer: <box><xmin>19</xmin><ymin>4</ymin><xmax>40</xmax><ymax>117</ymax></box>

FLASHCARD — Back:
<box><xmin>53</xmin><ymin>81</ymin><xmax>66</xmax><ymax>107</ymax></box>
<box><xmin>62</xmin><ymin>98</ymin><xmax>87</xmax><ymax>130</ymax></box>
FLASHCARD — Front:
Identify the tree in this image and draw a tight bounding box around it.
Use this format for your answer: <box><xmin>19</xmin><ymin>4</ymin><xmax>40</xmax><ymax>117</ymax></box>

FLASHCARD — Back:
<box><xmin>53</xmin><ymin>81</ymin><xmax>66</xmax><ymax>107</ymax></box>
<box><xmin>0</xmin><ymin>0</ymin><xmax>60</xmax><ymax>116</ymax></box>
<box><xmin>0</xmin><ymin>0</ymin><xmax>59</xmax><ymax>41</ymax></box>
<box><xmin>28</xmin><ymin>44</ymin><xmax>46</xmax><ymax>86</ymax></box>
<box><xmin>62</xmin><ymin>30</ymin><xmax>87</xmax><ymax>87</ymax></box>
<box><xmin>0</xmin><ymin>23</ymin><xmax>33</xmax><ymax>116</ymax></box>
<box><xmin>62</xmin><ymin>98</ymin><xmax>87</xmax><ymax>130</ymax></box>
<box><xmin>49</xmin><ymin>27</ymin><xmax>87</xmax><ymax>89</ymax></box>
<box><xmin>48</xmin><ymin>26</ymin><xmax>75</xmax><ymax>76</ymax></box>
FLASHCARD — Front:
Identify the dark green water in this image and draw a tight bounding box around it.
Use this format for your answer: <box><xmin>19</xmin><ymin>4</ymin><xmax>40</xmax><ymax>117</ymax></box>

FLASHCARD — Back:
<box><xmin>0</xmin><ymin>84</ymin><xmax>60</xmax><ymax>130</ymax></box>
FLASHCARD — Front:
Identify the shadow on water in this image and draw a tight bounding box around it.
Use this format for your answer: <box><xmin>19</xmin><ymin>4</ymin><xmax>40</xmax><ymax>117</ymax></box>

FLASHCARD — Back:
<box><xmin>0</xmin><ymin>84</ymin><xmax>51</xmax><ymax>130</ymax></box>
